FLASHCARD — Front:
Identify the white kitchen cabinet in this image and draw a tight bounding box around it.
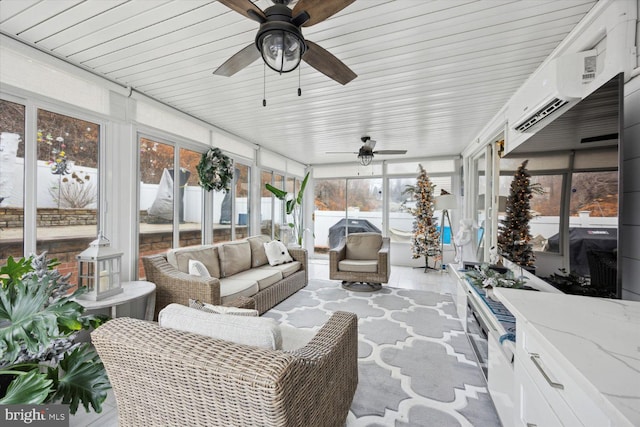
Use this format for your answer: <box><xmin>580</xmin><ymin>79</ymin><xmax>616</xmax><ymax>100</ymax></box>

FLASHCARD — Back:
<box><xmin>496</xmin><ymin>288</ymin><xmax>640</xmax><ymax>427</ymax></box>
<box><xmin>515</xmin><ymin>357</ymin><xmax>564</xmax><ymax>427</ymax></box>
<box><xmin>487</xmin><ymin>332</ymin><xmax>515</xmax><ymax>425</ymax></box>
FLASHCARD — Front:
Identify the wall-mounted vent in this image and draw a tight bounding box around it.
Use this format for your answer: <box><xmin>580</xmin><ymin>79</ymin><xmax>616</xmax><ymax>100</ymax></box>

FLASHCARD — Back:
<box><xmin>580</xmin><ymin>133</ymin><xmax>618</xmax><ymax>144</ymax></box>
<box><xmin>513</xmin><ymin>98</ymin><xmax>569</xmax><ymax>132</ymax></box>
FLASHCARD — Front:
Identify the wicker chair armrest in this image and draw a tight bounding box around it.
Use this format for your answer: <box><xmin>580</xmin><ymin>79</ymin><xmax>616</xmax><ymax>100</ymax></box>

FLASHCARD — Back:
<box><xmin>329</xmin><ymin>241</ymin><xmax>347</xmax><ymax>274</ymax></box>
<box><xmin>287</xmin><ymin>311</ymin><xmax>357</xmax><ymax>361</ymax></box>
<box><xmin>142</xmin><ymin>254</ymin><xmax>221</xmax><ymax>320</ymax></box>
<box><xmin>288</xmin><ymin>247</ymin><xmax>308</xmax><ymax>283</ymax></box>
<box><xmin>378</xmin><ymin>237</ymin><xmax>390</xmax><ymax>276</ymax></box>
<box><xmin>379</xmin><ymin>237</ymin><xmax>390</xmax><ymax>254</ymax></box>
<box><xmin>283</xmin><ymin>311</ymin><xmax>358</xmax><ymax>425</ymax></box>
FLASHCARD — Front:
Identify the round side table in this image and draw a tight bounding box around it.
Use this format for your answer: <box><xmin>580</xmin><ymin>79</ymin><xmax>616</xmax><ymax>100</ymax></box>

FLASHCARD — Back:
<box><xmin>76</xmin><ymin>280</ymin><xmax>156</xmax><ymax>320</ymax></box>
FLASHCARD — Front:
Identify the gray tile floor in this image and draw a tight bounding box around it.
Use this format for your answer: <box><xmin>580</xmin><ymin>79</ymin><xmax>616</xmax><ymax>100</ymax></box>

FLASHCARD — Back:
<box><xmin>69</xmin><ymin>259</ymin><xmax>457</xmax><ymax>426</ymax></box>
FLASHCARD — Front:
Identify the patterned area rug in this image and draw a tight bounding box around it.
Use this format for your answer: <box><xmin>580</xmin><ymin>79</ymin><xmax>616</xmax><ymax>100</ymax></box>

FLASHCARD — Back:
<box><xmin>263</xmin><ymin>279</ymin><xmax>501</xmax><ymax>427</ymax></box>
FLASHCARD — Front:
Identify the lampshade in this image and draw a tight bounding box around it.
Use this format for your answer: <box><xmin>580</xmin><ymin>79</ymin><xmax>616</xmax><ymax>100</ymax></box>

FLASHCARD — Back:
<box><xmin>435</xmin><ymin>194</ymin><xmax>457</xmax><ymax>210</ymax></box>
<box><xmin>256</xmin><ymin>14</ymin><xmax>306</xmax><ymax>74</ymax></box>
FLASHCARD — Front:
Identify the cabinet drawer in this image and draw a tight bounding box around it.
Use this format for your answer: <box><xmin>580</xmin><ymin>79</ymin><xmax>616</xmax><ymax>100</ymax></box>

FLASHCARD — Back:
<box><xmin>488</xmin><ymin>332</ymin><xmax>515</xmax><ymax>424</ymax></box>
<box><xmin>516</xmin><ymin>359</ymin><xmax>564</xmax><ymax>427</ymax></box>
<box><xmin>519</xmin><ymin>327</ymin><xmax>609</xmax><ymax>427</ymax></box>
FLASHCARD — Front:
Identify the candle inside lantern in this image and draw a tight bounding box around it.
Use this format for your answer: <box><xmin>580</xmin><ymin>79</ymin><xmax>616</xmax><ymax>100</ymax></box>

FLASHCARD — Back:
<box><xmin>99</xmin><ymin>270</ymin><xmax>109</xmax><ymax>292</ymax></box>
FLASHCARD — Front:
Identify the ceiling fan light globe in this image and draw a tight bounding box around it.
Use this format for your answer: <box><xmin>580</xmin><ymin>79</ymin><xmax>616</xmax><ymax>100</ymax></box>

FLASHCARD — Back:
<box><xmin>261</xmin><ymin>31</ymin><xmax>302</xmax><ymax>73</ymax></box>
<box><xmin>359</xmin><ymin>154</ymin><xmax>373</xmax><ymax>166</ymax></box>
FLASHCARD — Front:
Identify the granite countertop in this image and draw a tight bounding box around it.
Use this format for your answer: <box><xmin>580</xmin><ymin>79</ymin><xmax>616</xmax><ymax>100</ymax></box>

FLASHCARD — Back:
<box><xmin>494</xmin><ymin>288</ymin><xmax>640</xmax><ymax>426</ymax></box>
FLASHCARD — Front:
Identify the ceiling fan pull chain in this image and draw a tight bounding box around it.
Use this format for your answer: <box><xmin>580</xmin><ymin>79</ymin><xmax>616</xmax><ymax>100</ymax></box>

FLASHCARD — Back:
<box><xmin>298</xmin><ymin>66</ymin><xmax>302</xmax><ymax>97</ymax></box>
<box><xmin>263</xmin><ymin>63</ymin><xmax>267</xmax><ymax>107</ymax></box>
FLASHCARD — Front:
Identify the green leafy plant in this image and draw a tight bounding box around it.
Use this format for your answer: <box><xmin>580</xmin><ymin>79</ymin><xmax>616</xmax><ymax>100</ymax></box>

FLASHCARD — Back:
<box><xmin>465</xmin><ymin>263</ymin><xmax>527</xmax><ymax>289</ymax></box>
<box><xmin>0</xmin><ymin>253</ymin><xmax>110</xmax><ymax>414</ymax></box>
<box><xmin>265</xmin><ymin>172</ymin><xmax>310</xmax><ymax>246</ymax></box>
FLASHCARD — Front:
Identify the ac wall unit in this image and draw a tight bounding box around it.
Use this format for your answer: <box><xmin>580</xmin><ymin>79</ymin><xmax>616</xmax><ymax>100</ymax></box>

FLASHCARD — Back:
<box><xmin>511</xmin><ymin>50</ymin><xmax>597</xmax><ymax>133</ymax></box>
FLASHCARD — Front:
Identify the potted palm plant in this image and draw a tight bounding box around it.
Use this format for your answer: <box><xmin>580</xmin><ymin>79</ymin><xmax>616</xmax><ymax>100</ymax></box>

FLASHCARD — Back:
<box><xmin>265</xmin><ymin>172</ymin><xmax>310</xmax><ymax>247</ymax></box>
<box><xmin>0</xmin><ymin>253</ymin><xmax>110</xmax><ymax>414</ymax></box>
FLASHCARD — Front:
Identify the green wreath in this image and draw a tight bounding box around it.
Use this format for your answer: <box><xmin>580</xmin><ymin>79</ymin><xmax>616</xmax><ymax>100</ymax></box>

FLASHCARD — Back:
<box><xmin>197</xmin><ymin>147</ymin><xmax>234</xmax><ymax>192</ymax></box>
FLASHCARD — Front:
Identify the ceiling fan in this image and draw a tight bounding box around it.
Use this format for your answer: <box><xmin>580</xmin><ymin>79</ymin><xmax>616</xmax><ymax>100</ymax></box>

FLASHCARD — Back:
<box><xmin>213</xmin><ymin>0</ymin><xmax>357</xmax><ymax>85</ymax></box>
<box><xmin>327</xmin><ymin>136</ymin><xmax>408</xmax><ymax>165</ymax></box>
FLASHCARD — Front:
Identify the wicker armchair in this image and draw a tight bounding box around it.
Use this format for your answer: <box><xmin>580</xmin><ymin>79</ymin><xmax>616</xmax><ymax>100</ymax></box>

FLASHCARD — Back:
<box><xmin>329</xmin><ymin>232</ymin><xmax>390</xmax><ymax>291</ymax></box>
<box><xmin>92</xmin><ymin>311</ymin><xmax>358</xmax><ymax>427</ymax></box>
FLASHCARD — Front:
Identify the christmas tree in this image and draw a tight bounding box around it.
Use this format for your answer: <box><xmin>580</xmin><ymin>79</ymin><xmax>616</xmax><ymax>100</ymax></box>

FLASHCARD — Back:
<box><xmin>497</xmin><ymin>160</ymin><xmax>540</xmax><ymax>268</ymax></box>
<box><xmin>408</xmin><ymin>164</ymin><xmax>441</xmax><ymax>269</ymax></box>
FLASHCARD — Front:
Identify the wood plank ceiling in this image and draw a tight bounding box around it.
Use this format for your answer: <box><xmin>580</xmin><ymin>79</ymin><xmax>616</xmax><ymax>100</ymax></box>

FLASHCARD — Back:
<box><xmin>0</xmin><ymin>0</ymin><xmax>597</xmax><ymax>166</ymax></box>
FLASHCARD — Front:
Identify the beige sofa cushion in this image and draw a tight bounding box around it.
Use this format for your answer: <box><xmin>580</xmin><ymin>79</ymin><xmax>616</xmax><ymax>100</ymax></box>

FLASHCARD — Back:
<box><xmin>230</xmin><ymin>269</ymin><xmax>283</xmax><ymax>291</ymax></box>
<box><xmin>346</xmin><ymin>233</ymin><xmax>383</xmax><ymax>260</ymax></box>
<box><xmin>339</xmin><ymin>259</ymin><xmax>378</xmax><ymax>273</ymax></box>
<box><xmin>167</xmin><ymin>245</ymin><xmax>221</xmax><ymax>278</ymax></box>
<box><xmin>259</xmin><ymin>261</ymin><xmax>301</xmax><ymax>278</ymax></box>
<box><xmin>219</xmin><ymin>278</ymin><xmax>259</xmax><ymax>304</ymax></box>
<box><xmin>158</xmin><ymin>303</ymin><xmax>281</xmax><ymax>349</ymax></box>
<box><xmin>280</xmin><ymin>325</ymin><xmax>315</xmax><ymax>351</ymax></box>
<box><xmin>220</xmin><ymin>241</ymin><xmax>251</xmax><ymax>277</ymax></box>
<box><xmin>247</xmin><ymin>235</ymin><xmax>271</xmax><ymax>267</ymax></box>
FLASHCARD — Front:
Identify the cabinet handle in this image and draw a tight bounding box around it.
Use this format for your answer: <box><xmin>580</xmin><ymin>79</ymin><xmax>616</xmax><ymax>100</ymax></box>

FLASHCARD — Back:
<box><xmin>530</xmin><ymin>353</ymin><xmax>564</xmax><ymax>389</ymax></box>
<box><xmin>526</xmin><ymin>424</ymin><xmax>537</xmax><ymax>427</ymax></box>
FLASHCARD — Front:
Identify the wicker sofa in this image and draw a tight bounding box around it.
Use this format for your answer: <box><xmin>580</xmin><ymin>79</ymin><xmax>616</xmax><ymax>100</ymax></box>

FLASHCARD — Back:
<box><xmin>92</xmin><ymin>311</ymin><xmax>358</xmax><ymax>427</ymax></box>
<box><xmin>143</xmin><ymin>235</ymin><xmax>308</xmax><ymax>318</ymax></box>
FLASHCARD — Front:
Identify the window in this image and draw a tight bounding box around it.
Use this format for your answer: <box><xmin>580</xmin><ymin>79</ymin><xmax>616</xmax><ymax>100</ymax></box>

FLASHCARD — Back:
<box><xmin>260</xmin><ymin>170</ymin><xmax>273</xmax><ymax>237</ymax></box>
<box><xmin>474</xmin><ymin>153</ymin><xmax>488</xmax><ymax>261</ymax></box>
<box><xmin>138</xmin><ymin>138</ymin><xmax>175</xmax><ymax>276</ymax></box>
<box><xmin>36</xmin><ymin>109</ymin><xmax>100</xmax><ymax>281</ymax></box>
<box><xmin>234</xmin><ymin>163</ymin><xmax>250</xmax><ymax>239</ymax></box>
<box><xmin>566</xmin><ymin>170</ymin><xmax>618</xmax><ymax>276</ymax></box>
<box><xmin>569</xmin><ymin>171</ymin><xmax>618</xmax><ymax>218</ymax></box>
<box><xmin>347</xmin><ymin>177</ymin><xmax>383</xmax><ymax>231</ymax></box>
<box><xmin>499</xmin><ymin>174</ymin><xmax>563</xmax><ymax>253</ymax></box>
<box><xmin>0</xmin><ymin>99</ymin><xmax>26</xmax><ymax>263</ymax></box>
<box><xmin>313</xmin><ymin>178</ymin><xmax>346</xmax><ymax>252</ymax></box>
<box><xmin>273</xmin><ymin>173</ymin><xmax>284</xmax><ymax>240</ymax></box>
<box><xmin>388</xmin><ymin>177</ymin><xmax>415</xmax><ymax>241</ymax></box>
<box><xmin>178</xmin><ymin>147</ymin><xmax>203</xmax><ymax>247</ymax></box>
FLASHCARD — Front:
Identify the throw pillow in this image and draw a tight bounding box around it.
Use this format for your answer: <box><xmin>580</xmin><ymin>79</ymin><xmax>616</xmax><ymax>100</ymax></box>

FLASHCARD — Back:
<box><xmin>263</xmin><ymin>240</ymin><xmax>293</xmax><ymax>266</ymax></box>
<box><xmin>219</xmin><ymin>241</ymin><xmax>252</xmax><ymax>277</ymax></box>
<box><xmin>188</xmin><ymin>259</ymin><xmax>211</xmax><ymax>277</ymax></box>
<box><xmin>189</xmin><ymin>299</ymin><xmax>258</xmax><ymax>317</ymax></box>
<box><xmin>158</xmin><ymin>303</ymin><xmax>282</xmax><ymax>349</ymax></box>
<box><xmin>247</xmin><ymin>235</ymin><xmax>271</xmax><ymax>267</ymax></box>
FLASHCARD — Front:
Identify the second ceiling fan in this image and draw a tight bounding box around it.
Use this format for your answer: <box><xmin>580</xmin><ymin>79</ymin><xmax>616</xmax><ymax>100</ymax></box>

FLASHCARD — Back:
<box><xmin>327</xmin><ymin>137</ymin><xmax>408</xmax><ymax>165</ymax></box>
<box><xmin>214</xmin><ymin>0</ymin><xmax>357</xmax><ymax>85</ymax></box>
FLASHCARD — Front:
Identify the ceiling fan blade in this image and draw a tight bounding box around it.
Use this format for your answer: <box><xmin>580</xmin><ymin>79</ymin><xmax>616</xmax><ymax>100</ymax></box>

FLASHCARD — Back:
<box><xmin>373</xmin><ymin>150</ymin><xmax>408</xmax><ymax>155</ymax></box>
<box><xmin>217</xmin><ymin>0</ymin><xmax>266</xmax><ymax>22</ymax></box>
<box><xmin>302</xmin><ymin>40</ymin><xmax>356</xmax><ymax>85</ymax></box>
<box><xmin>294</xmin><ymin>0</ymin><xmax>356</xmax><ymax>27</ymax></box>
<box><xmin>326</xmin><ymin>151</ymin><xmax>358</xmax><ymax>154</ymax></box>
<box><xmin>213</xmin><ymin>43</ymin><xmax>261</xmax><ymax>77</ymax></box>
